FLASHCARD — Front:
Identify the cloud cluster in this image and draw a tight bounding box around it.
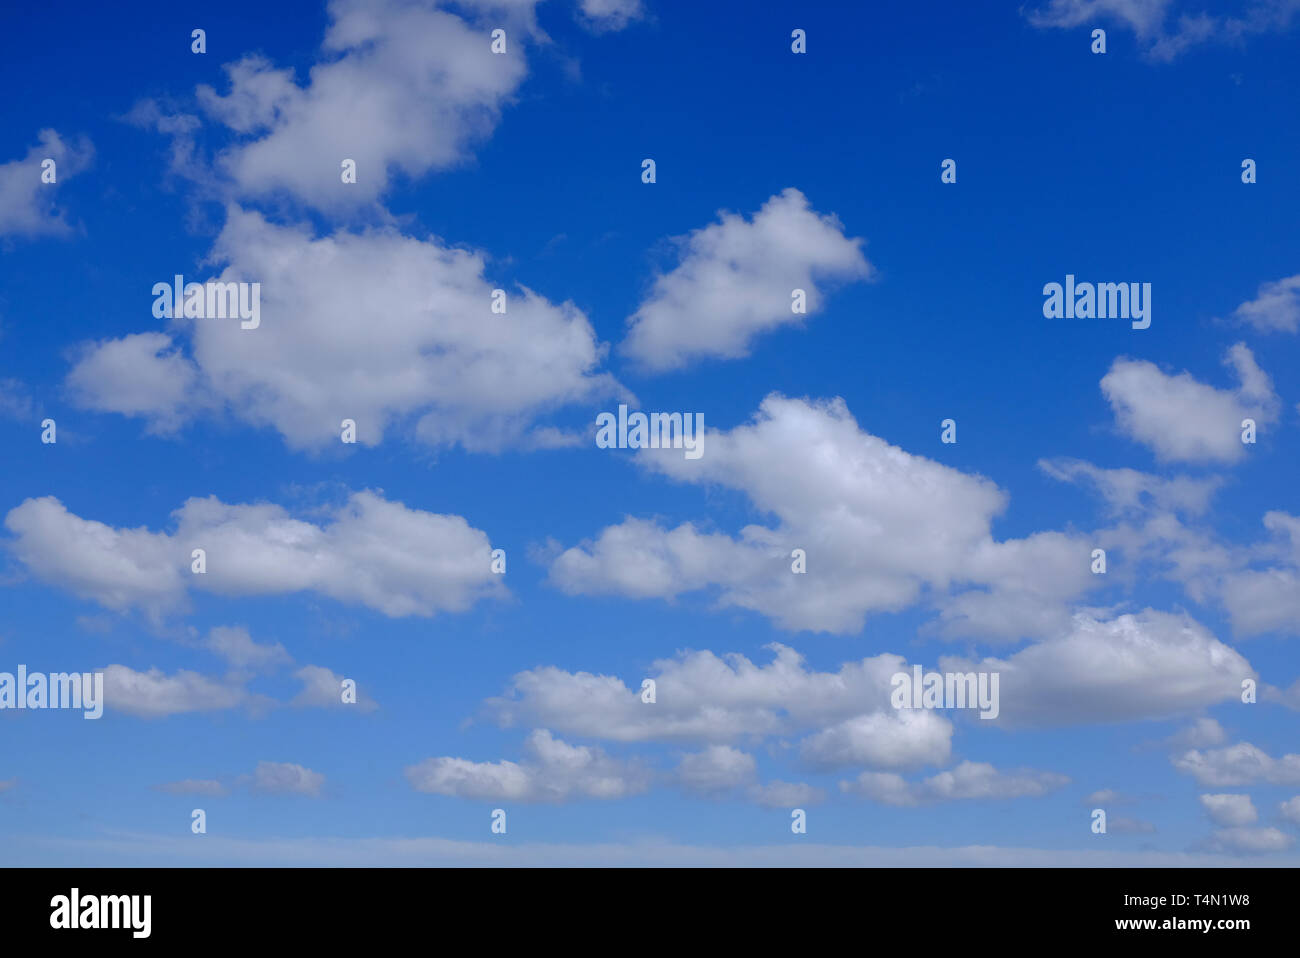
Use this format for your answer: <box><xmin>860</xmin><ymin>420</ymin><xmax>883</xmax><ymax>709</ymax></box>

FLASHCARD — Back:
<box><xmin>5</xmin><ymin>490</ymin><xmax>504</xmax><ymax>620</ymax></box>
<box><xmin>0</xmin><ymin>129</ymin><xmax>93</xmax><ymax>238</ymax></box>
<box><xmin>550</xmin><ymin>393</ymin><xmax>1098</xmax><ymax>638</ymax></box>
<box><xmin>621</xmin><ymin>190</ymin><xmax>872</xmax><ymax>371</ymax></box>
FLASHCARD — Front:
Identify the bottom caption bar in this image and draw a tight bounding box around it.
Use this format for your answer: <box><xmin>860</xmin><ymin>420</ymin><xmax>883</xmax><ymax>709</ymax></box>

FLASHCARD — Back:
<box><xmin>0</xmin><ymin>867</ymin><xmax>1290</xmax><ymax>945</ymax></box>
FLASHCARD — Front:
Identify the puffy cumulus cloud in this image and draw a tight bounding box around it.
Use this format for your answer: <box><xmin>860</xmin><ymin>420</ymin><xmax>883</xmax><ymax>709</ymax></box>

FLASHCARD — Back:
<box><xmin>1025</xmin><ymin>0</ymin><xmax>1300</xmax><ymax>61</ymax></box>
<box><xmin>0</xmin><ymin>129</ymin><xmax>93</xmax><ymax>237</ymax></box>
<box><xmin>1216</xmin><ymin>511</ymin><xmax>1300</xmax><ymax>638</ymax></box>
<box><xmin>204</xmin><ymin>625</ymin><xmax>291</xmax><ymax>672</ymax></box>
<box><xmin>940</xmin><ymin>610</ymin><xmax>1254</xmax><ymax>727</ymax></box>
<box><xmin>577</xmin><ymin>0</ymin><xmax>643</xmax><ymax>32</ymax></box>
<box><xmin>1199</xmin><ymin>793</ymin><xmax>1257</xmax><ymax>827</ymax></box>
<box><xmin>4</xmin><ymin>497</ymin><xmax>188</xmax><ymax>619</ymax></box>
<box><xmin>194</xmin><ymin>0</ymin><xmax>542</xmax><ymax>211</ymax></box>
<box><xmin>674</xmin><ymin>745</ymin><xmax>757</xmax><ymax>794</ymax></box>
<box><xmin>291</xmin><ymin>665</ymin><xmax>378</xmax><ymax>712</ymax></box>
<box><xmin>65</xmin><ymin>333</ymin><xmax>203</xmax><ymax>434</ymax></box>
<box><xmin>1280</xmin><ymin>796</ymin><xmax>1300</xmax><ymax>825</ymax></box>
<box><xmin>248</xmin><ymin>761</ymin><xmax>326</xmax><ymax>797</ymax></box>
<box><xmin>1088</xmin><ymin>498</ymin><xmax>1300</xmax><ymax>639</ymax></box>
<box><xmin>620</xmin><ymin>190</ymin><xmax>872</xmax><ymax>371</ymax></box>
<box><xmin>66</xmin><ymin>208</ymin><xmax>624</xmax><ymax>451</ymax></box>
<box><xmin>550</xmin><ymin>394</ymin><xmax>1098</xmax><ymax>638</ymax></box>
<box><xmin>4</xmin><ymin>491</ymin><xmax>505</xmax><ymax>621</ymax></box>
<box><xmin>1174</xmin><ymin>742</ymin><xmax>1300</xmax><ymax>787</ymax></box>
<box><xmin>673</xmin><ymin>747</ymin><xmax>825</xmax><ymax>806</ymax></box>
<box><xmin>1038</xmin><ymin>458</ymin><xmax>1223</xmax><ymax>517</ymax></box>
<box><xmin>405</xmin><ymin>729</ymin><xmax>650</xmax><ymax>803</ymax></box>
<box><xmin>101</xmin><ymin>665</ymin><xmax>259</xmax><ymax>718</ymax></box>
<box><xmin>102</xmin><ymin>631</ymin><xmax>373</xmax><ymax>719</ymax></box>
<box><xmin>488</xmin><ymin>643</ymin><xmax>954</xmax><ymax>765</ymax></box>
<box><xmin>841</xmin><ymin>761</ymin><xmax>1069</xmax><ymax>806</ymax></box>
<box><xmin>1233</xmin><ymin>274</ymin><xmax>1300</xmax><ymax>334</ymax></box>
<box><xmin>1205</xmin><ymin>827</ymin><xmax>1295</xmax><ymax>855</ymax></box>
<box><xmin>1166</xmin><ymin>718</ymin><xmax>1229</xmax><ymax>750</ymax></box>
<box><xmin>1100</xmin><ymin>344</ymin><xmax>1278</xmax><ymax>464</ymax></box>
<box><xmin>799</xmin><ymin>710</ymin><xmax>952</xmax><ymax>771</ymax></box>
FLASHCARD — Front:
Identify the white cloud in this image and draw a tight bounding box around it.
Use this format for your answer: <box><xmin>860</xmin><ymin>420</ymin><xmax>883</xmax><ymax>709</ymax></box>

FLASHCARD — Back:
<box><xmin>102</xmin><ymin>665</ymin><xmax>254</xmax><ymax>718</ymax></box>
<box><xmin>65</xmin><ymin>333</ymin><xmax>202</xmax><ymax>434</ymax></box>
<box><xmin>1199</xmin><ymin>793</ymin><xmax>1257</xmax><ymax>826</ymax></box>
<box><xmin>620</xmin><ymin>190</ymin><xmax>871</xmax><ymax>371</ymax></box>
<box><xmin>1174</xmin><ymin>742</ymin><xmax>1300</xmax><ymax>786</ymax></box>
<box><xmin>1025</xmin><ymin>0</ymin><xmax>1300</xmax><ymax>61</ymax></box>
<box><xmin>1233</xmin><ymin>274</ymin><xmax>1300</xmax><ymax>333</ymax></box>
<box><xmin>1101</xmin><ymin>343</ymin><xmax>1278</xmax><ymax>463</ymax></box>
<box><xmin>291</xmin><ymin>664</ymin><xmax>377</xmax><ymax>712</ymax></box>
<box><xmin>67</xmin><ymin>207</ymin><xmax>624</xmax><ymax>451</ymax></box>
<box><xmin>841</xmin><ymin>761</ymin><xmax>1069</xmax><ymax>806</ymax></box>
<box><xmin>1206</xmin><ymin>826</ymin><xmax>1294</xmax><ymax>855</ymax></box>
<box><xmin>0</xmin><ymin>129</ymin><xmax>93</xmax><ymax>237</ymax></box>
<box><xmin>1039</xmin><ymin>457</ymin><xmax>1222</xmax><ymax>516</ymax></box>
<box><xmin>5</xmin><ymin>491</ymin><xmax>505</xmax><ymax>620</ymax></box>
<box><xmin>1216</xmin><ymin>511</ymin><xmax>1300</xmax><ymax>637</ymax></box>
<box><xmin>940</xmin><ymin>610</ymin><xmax>1254</xmax><ymax>727</ymax></box>
<box><xmin>205</xmin><ymin>625</ymin><xmax>291</xmax><ymax>671</ymax></box>
<box><xmin>194</xmin><ymin>0</ymin><xmax>542</xmax><ymax>211</ymax></box>
<box><xmin>1167</xmin><ymin>718</ymin><xmax>1229</xmax><ymax>749</ymax></box>
<box><xmin>488</xmin><ymin>643</ymin><xmax>954</xmax><ymax>764</ymax></box>
<box><xmin>1280</xmin><ymin>796</ymin><xmax>1300</xmax><ymax>825</ymax></box>
<box><xmin>799</xmin><ymin>709</ymin><xmax>953</xmax><ymax>771</ymax></box>
<box><xmin>577</xmin><ymin>0</ymin><xmax>643</xmax><ymax>32</ymax></box>
<box><xmin>674</xmin><ymin>745</ymin><xmax>757</xmax><ymax>794</ymax></box>
<box><xmin>550</xmin><ymin>394</ymin><xmax>1097</xmax><ymax>638</ymax></box>
<box><xmin>405</xmin><ymin>729</ymin><xmax>650</xmax><ymax>802</ymax></box>
<box><xmin>249</xmin><ymin>761</ymin><xmax>325</xmax><ymax>797</ymax></box>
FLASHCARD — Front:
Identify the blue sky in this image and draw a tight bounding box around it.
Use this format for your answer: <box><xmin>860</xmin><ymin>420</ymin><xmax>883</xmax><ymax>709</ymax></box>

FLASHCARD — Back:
<box><xmin>1</xmin><ymin>0</ymin><xmax>1298</xmax><ymax>866</ymax></box>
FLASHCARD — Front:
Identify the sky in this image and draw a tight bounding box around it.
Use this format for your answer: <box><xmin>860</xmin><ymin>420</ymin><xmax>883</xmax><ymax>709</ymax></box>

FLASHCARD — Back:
<box><xmin>0</xmin><ymin>0</ymin><xmax>1298</xmax><ymax>866</ymax></box>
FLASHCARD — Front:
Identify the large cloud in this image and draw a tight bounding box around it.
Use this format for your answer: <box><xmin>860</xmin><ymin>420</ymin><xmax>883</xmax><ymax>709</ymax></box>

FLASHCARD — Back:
<box><xmin>1174</xmin><ymin>742</ymin><xmax>1300</xmax><ymax>786</ymax></box>
<box><xmin>841</xmin><ymin>761</ymin><xmax>1070</xmax><ymax>806</ymax></box>
<box><xmin>405</xmin><ymin>729</ymin><xmax>650</xmax><ymax>802</ymax></box>
<box><xmin>4</xmin><ymin>491</ymin><xmax>504</xmax><ymax>620</ymax></box>
<box><xmin>487</xmin><ymin>643</ymin><xmax>955</xmax><ymax>767</ymax></box>
<box><xmin>940</xmin><ymin>610</ymin><xmax>1254</xmax><ymax>727</ymax></box>
<box><xmin>194</xmin><ymin>0</ymin><xmax>541</xmax><ymax>211</ymax></box>
<box><xmin>66</xmin><ymin>208</ymin><xmax>624</xmax><ymax>451</ymax></box>
<box><xmin>620</xmin><ymin>190</ymin><xmax>872</xmax><ymax>371</ymax></box>
<box><xmin>550</xmin><ymin>394</ymin><xmax>1097</xmax><ymax>638</ymax></box>
<box><xmin>1100</xmin><ymin>343</ymin><xmax>1278</xmax><ymax>464</ymax></box>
